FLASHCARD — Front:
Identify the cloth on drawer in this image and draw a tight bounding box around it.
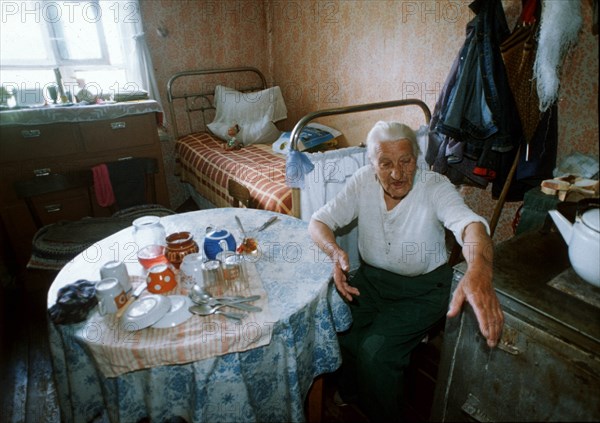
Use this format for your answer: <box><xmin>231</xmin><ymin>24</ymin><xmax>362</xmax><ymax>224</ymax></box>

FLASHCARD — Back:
<box><xmin>207</xmin><ymin>85</ymin><xmax>287</xmax><ymax>146</ymax></box>
<box><xmin>92</xmin><ymin>163</ymin><xmax>116</xmax><ymax>207</ymax></box>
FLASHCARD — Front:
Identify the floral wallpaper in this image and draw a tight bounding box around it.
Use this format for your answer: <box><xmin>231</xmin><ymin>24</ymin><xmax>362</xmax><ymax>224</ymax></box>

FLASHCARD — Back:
<box><xmin>142</xmin><ymin>0</ymin><xmax>598</xmax><ymax>243</ymax></box>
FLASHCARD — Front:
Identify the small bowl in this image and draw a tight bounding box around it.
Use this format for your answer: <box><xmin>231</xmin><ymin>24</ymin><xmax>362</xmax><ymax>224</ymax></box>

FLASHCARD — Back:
<box><xmin>152</xmin><ymin>295</ymin><xmax>193</xmax><ymax>329</ymax></box>
<box><xmin>120</xmin><ymin>294</ymin><xmax>171</xmax><ymax>331</ymax></box>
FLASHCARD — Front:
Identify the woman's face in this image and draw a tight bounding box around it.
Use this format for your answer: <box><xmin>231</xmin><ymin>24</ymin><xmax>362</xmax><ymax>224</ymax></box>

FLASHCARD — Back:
<box><xmin>372</xmin><ymin>139</ymin><xmax>417</xmax><ymax>200</ymax></box>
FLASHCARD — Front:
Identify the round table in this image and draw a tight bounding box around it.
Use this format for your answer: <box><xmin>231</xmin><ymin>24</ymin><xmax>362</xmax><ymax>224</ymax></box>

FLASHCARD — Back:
<box><xmin>47</xmin><ymin>208</ymin><xmax>352</xmax><ymax>423</ymax></box>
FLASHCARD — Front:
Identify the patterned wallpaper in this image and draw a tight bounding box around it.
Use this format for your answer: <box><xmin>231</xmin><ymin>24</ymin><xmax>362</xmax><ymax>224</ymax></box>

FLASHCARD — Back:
<box><xmin>142</xmin><ymin>0</ymin><xmax>598</xmax><ymax>243</ymax></box>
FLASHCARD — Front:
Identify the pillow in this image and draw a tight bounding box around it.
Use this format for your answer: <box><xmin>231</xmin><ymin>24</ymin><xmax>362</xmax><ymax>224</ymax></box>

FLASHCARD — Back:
<box><xmin>272</xmin><ymin>123</ymin><xmax>342</xmax><ymax>154</ymax></box>
<box><xmin>207</xmin><ymin>85</ymin><xmax>288</xmax><ymax>146</ymax></box>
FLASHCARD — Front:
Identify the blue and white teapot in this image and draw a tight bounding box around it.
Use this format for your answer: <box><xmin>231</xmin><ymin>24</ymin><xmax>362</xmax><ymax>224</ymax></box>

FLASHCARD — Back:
<box><xmin>204</xmin><ymin>227</ymin><xmax>236</xmax><ymax>260</ymax></box>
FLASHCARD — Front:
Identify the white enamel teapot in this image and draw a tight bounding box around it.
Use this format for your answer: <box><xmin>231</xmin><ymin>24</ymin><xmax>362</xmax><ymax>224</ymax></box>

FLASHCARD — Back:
<box><xmin>548</xmin><ymin>207</ymin><xmax>600</xmax><ymax>287</ymax></box>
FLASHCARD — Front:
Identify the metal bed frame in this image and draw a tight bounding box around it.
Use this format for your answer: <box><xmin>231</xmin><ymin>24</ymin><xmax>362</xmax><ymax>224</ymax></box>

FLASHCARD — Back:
<box><xmin>166</xmin><ymin>67</ymin><xmax>267</xmax><ymax>140</ymax></box>
<box><xmin>165</xmin><ymin>67</ymin><xmax>436</xmax><ymax>218</ymax></box>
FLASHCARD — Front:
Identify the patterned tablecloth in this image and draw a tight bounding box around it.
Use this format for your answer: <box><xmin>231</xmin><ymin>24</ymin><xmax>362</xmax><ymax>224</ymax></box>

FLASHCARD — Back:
<box><xmin>47</xmin><ymin>208</ymin><xmax>352</xmax><ymax>423</ymax></box>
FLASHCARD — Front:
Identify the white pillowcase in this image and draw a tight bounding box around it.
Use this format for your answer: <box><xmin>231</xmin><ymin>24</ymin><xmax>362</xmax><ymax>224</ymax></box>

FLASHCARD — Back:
<box><xmin>207</xmin><ymin>85</ymin><xmax>288</xmax><ymax>146</ymax></box>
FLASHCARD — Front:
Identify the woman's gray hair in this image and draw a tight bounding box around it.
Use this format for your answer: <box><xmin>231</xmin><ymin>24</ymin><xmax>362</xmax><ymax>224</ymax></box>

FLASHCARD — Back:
<box><xmin>366</xmin><ymin>121</ymin><xmax>420</xmax><ymax>161</ymax></box>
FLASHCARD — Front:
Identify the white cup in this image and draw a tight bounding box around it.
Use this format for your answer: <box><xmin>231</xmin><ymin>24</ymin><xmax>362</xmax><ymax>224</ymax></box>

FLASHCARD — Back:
<box><xmin>100</xmin><ymin>260</ymin><xmax>132</xmax><ymax>293</ymax></box>
<box><xmin>96</xmin><ymin>277</ymin><xmax>127</xmax><ymax>316</ymax></box>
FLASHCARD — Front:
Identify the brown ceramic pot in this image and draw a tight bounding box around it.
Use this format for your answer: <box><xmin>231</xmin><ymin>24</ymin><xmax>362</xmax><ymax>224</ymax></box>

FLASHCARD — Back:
<box><xmin>165</xmin><ymin>231</ymin><xmax>199</xmax><ymax>269</ymax></box>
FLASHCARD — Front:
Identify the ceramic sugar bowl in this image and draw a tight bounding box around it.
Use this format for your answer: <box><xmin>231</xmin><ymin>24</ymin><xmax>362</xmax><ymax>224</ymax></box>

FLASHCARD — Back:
<box><xmin>165</xmin><ymin>231</ymin><xmax>199</xmax><ymax>269</ymax></box>
<box><xmin>204</xmin><ymin>228</ymin><xmax>236</xmax><ymax>260</ymax></box>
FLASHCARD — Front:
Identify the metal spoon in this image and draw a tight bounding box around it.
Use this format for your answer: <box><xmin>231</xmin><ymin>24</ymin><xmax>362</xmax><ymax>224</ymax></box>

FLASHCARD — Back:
<box><xmin>189</xmin><ymin>304</ymin><xmax>246</xmax><ymax>320</ymax></box>
<box><xmin>209</xmin><ymin>298</ymin><xmax>261</xmax><ymax>312</ymax></box>
<box><xmin>235</xmin><ymin>215</ymin><xmax>248</xmax><ymax>239</ymax></box>
<box><xmin>189</xmin><ymin>287</ymin><xmax>262</xmax><ymax>312</ymax></box>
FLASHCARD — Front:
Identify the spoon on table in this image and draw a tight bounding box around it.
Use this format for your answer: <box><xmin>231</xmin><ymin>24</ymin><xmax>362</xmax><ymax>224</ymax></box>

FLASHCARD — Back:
<box><xmin>189</xmin><ymin>286</ymin><xmax>262</xmax><ymax>312</ymax></box>
<box><xmin>189</xmin><ymin>304</ymin><xmax>247</xmax><ymax>320</ymax></box>
<box><xmin>235</xmin><ymin>215</ymin><xmax>248</xmax><ymax>239</ymax></box>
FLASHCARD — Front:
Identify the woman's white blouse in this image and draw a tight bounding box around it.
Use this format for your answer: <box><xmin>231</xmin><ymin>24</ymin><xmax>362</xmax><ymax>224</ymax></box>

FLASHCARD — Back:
<box><xmin>312</xmin><ymin>166</ymin><xmax>490</xmax><ymax>276</ymax></box>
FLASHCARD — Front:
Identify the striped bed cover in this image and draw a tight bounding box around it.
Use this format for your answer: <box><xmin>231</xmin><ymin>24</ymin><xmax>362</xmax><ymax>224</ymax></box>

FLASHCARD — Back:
<box><xmin>175</xmin><ymin>132</ymin><xmax>293</xmax><ymax>215</ymax></box>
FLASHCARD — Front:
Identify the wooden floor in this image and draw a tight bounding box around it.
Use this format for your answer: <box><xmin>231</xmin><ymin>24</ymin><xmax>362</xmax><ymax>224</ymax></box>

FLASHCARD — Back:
<box><xmin>1</xmin><ymin>269</ymin><xmax>61</xmax><ymax>423</ymax></box>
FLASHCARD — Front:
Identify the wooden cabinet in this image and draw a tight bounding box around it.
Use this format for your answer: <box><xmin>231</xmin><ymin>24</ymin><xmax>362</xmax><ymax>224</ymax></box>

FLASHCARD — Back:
<box><xmin>432</xmin><ymin>230</ymin><xmax>600</xmax><ymax>422</ymax></box>
<box><xmin>0</xmin><ymin>105</ymin><xmax>170</xmax><ymax>269</ymax></box>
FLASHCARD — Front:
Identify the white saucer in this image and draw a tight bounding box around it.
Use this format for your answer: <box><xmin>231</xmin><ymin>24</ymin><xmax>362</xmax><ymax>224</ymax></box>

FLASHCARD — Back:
<box><xmin>152</xmin><ymin>295</ymin><xmax>193</xmax><ymax>329</ymax></box>
<box><xmin>121</xmin><ymin>294</ymin><xmax>171</xmax><ymax>331</ymax></box>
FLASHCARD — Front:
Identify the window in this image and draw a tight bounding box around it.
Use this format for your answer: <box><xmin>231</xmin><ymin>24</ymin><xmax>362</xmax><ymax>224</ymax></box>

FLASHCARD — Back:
<box><xmin>0</xmin><ymin>0</ymin><xmax>152</xmax><ymax>105</ymax></box>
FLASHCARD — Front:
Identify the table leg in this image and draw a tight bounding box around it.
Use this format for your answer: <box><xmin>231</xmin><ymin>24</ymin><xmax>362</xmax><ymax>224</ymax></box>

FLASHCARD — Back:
<box><xmin>306</xmin><ymin>375</ymin><xmax>324</xmax><ymax>423</ymax></box>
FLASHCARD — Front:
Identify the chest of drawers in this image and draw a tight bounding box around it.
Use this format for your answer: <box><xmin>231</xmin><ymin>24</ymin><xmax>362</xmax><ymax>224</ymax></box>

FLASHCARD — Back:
<box><xmin>0</xmin><ymin>103</ymin><xmax>170</xmax><ymax>268</ymax></box>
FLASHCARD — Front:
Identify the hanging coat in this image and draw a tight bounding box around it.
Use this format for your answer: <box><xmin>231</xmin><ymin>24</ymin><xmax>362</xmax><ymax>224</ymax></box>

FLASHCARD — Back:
<box><xmin>430</xmin><ymin>0</ymin><xmax>523</xmax><ymax>185</ymax></box>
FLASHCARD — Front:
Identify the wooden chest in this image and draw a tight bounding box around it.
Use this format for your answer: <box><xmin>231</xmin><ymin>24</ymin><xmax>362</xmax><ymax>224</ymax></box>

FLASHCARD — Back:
<box><xmin>432</xmin><ymin>230</ymin><xmax>600</xmax><ymax>421</ymax></box>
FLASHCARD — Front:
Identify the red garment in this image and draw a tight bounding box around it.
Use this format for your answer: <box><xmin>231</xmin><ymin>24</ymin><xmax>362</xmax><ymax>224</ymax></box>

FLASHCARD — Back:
<box><xmin>92</xmin><ymin>163</ymin><xmax>116</xmax><ymax>207</ymax></box>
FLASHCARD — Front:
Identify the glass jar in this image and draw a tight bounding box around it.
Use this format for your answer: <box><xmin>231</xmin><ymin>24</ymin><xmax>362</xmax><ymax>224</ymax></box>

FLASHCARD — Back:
<box><xmin>132</xmin><ymin>216</ymin><xmax>166</xmax><ymax>249</ymax></box>
<box><xmin>165</xmin><ymin>231</ymin><xmax>199</xmax><ymax>269</ymax></box>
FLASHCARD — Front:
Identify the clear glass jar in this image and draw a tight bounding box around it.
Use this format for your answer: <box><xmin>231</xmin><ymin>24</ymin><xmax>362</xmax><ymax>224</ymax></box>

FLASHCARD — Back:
<box><xmin>132</xmin><ymin>216</ymin><xmax>166</xmax><ymax>249</ymax></box>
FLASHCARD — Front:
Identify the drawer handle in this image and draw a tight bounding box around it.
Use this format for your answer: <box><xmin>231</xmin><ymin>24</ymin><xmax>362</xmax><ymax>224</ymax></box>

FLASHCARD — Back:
<box><xmin>461</xmin><ymin>393</ymin><xmax>493</xmax><ymax>422</ymax></box>
<box><xmin>498</xmin><ymin>339</ymin><xmax>520</xmax><ymax>355</ymax></box>
<box><xmin>44</xmin><ymin>204</ymin><xmax>62</xmax><ymax>213</ymax></box>
<box><xmin>111</xmin><ymin>121</ymin><xmax>126</xmax><ymax>130</ymax></box>
<box><xmin>21</xmin><ymin>129</ymin><xmax>41</xmax><ymax>138</ymax></box>
<box><xmin>497</xmin><ymin>326</ymin><xmax>520</xmax><ymax>355</ymax></box>
<box><xmin>34</xmin><ymin>168</ymin><xmax>51</xmax><ymax>176</ymax></box>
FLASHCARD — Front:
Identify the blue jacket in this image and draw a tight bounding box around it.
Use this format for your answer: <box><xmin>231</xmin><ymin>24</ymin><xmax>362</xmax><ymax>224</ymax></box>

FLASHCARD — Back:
<box><xmin>432</xmin><ymin>0</ymin><xmax>521</xmax><ymax>155</ymax></box>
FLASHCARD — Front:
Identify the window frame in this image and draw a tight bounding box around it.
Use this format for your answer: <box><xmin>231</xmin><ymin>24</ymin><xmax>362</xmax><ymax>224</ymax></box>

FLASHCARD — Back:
<box><xmin>1</xmin><ymin>0</ymin><xmax>130</xmax><ymax>91</ymax></box>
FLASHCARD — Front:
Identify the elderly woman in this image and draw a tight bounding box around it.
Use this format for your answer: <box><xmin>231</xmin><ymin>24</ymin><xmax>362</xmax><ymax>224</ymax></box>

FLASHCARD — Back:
<box><xmin>308</xmin><ymin>121</ymin><xmax>504</xmax><ymax>421</ymax></box>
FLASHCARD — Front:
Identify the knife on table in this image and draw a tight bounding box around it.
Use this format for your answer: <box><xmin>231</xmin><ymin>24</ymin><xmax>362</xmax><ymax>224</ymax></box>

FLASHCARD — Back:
<box><xmin>116</xmin><ymin>283</ymin><xmax>146</xmax><ymax>319</ymax></box>
<box><xmin>257</xmin><ymin>216</ymin><xmax>278</xmax><ymax>232</ymax></box>
<box><xmin>218</xmin><ymin>301</ymin><xmax>262</xmax><ymax>312</ymax></box>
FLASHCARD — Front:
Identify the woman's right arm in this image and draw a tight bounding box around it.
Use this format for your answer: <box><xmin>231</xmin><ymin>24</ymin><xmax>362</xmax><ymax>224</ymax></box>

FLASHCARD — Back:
<box><xmin>308</xmin><ymin>218</ymin><xmax>360</xmax><ymax>301</ymax></box>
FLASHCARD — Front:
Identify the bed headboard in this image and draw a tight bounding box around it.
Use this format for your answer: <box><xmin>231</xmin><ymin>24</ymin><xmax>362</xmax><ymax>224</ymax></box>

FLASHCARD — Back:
<box><xmin>166</xmin><ymin>67</ymin><xmax>267</xmax><ymax>140</ymax></box>
<box><xmin>288</xmin><ymin>98</ymin><xmax>431</xmax><ymax>152</ymax></box>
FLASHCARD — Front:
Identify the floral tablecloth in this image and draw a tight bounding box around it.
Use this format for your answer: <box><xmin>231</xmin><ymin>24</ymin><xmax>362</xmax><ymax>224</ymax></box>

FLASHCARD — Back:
<box><xmin>48</xmin><ymin>208</ymin><xmax>352</xmax><ymax>423</ymax></box>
